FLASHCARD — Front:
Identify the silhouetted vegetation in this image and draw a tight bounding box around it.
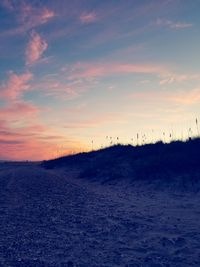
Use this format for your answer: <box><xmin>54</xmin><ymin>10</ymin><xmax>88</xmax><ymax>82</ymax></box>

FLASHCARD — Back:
<box><xmin>42</xmin><ymin>138</ymin><xmax>200</xmax><ymax>190</ymax></box>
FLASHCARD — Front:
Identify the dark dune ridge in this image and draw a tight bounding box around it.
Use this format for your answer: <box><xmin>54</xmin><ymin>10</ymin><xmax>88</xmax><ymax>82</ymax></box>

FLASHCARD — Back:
<box><xmin>43</xmin><ymin>138</ymin><xmax>200</xmax><ymax>191</ymax></box>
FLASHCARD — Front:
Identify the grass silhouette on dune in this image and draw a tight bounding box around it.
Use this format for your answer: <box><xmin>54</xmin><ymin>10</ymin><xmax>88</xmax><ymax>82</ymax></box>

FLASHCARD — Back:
<box><xmin>43</xmin><ymin>138</ymin><xmax>200</xmax><ymax>190</ymax></box>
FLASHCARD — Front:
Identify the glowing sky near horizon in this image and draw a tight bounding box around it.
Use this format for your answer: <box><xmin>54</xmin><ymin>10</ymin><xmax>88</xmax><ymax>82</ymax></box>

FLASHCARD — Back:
<box><xmin>0</xmin><ymin>0</ymin><xmax>200</xmax><ymax>160</ymax></box>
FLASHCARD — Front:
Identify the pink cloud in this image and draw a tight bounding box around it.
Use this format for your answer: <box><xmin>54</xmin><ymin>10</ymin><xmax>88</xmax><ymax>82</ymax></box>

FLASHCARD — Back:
<box><xmin>0</xmin><ymin>101</ymin><xmax>45</xmax><ymax>154</ymax></box>
<box><xmin>26</xmin><ymin>31</ymin><xmax>48</xmax><ymax>65</ymax></box>
<box><xmin>0</xmin><ymin>140</ymin><xmax>79</xmax><ymax>160</ymax></box>
<box><xmin>67</xmin><ymin>62</ymin><xmax>198</xmax><ymax>86</ymax></box>
<box><xmin>0</xmin><ymin>120</ymin><xmax>84</xmax><ymax>160</ymax></box>
<box><xmin>66</xmin><ymin>62</ymin><xmax>167</xmax><ymax>81</ymax></box>
<box><xmin>0</xmin><ymin>137</ymin><xmax>58</xmax><ymax>160</ymax></box>
<box><xmin>0</xmin><ymin>102</ymin><xmax>39</xmax><ymax>118</ymax></box>
<box><xmin>129</xmin><ymin>88</ymin><xmax>200</xmax><ymax>106</ymax></box>
<box><xmin>80</xmin><ymin>12</ymin><xmax>97</xmax><ymax>24</ymax></box>
<box><xmin>1</xmin><ymin>2</ymin><xmax>55</xmax><ymax>37</ymax></box>
<box><xmin>20</xmin><ymin>3</ymin><xmax>55</xmax><ymax>29</ymax></box>
<box><xmin>18</xmin><ymin>2</ymin><xmax>55</xmax><ymax>30</ymax></box>
<box><xmin>17</xmin><ymin>3</ymin><xmax>55</xmax><ymax>32</ymax></box>
<box><xmin>0</xmin><ymin>97</ymin><xmax>84</xmax><ymax>160</ymax></box>
<box><xmin>0</xmin><ymin>120</ymin><xmax>47</xmax><ymax>144</ymax></box>
<box><xmin>0</xmin><ymin>71</ymin><xmax>33</xmax><ymax>100</ymax></box>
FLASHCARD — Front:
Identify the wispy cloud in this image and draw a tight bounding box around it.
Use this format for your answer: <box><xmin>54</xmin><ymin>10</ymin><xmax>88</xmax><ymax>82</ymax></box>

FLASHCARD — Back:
<box><xmin>80</xmin><ymin>12</ymin><xmax>97</xmax><ymax>24</ymax></box>
<box><xmin>0</xmin><ymin>120</ymin><xmax>84</xmax><ymax>160</ymax></box>
<box><xmin>0</xmin><ymin>102</ymin><xmax>39</xmax><ymax>117</ymax></box>
<box><xmin>0</xmin><ymin>139</ymin><xmax>23</xmax><ymax>145</ymax></box>
<box><xmin>26</xmin><ymin>31</ymin><xmax>48</xmax><ymax>65</ymax></box>
<box><xmin>19</xmin><ymin>3</ymin><xmax>55</xmax><ymax>28</ymax></box>
<box><xmin>1</xmin><ymin>0</ymin><xmax>14</xmax><ymax>11</ymax></box>
<box><xmin>65</xmin><ymin>62</ymin><xmax>167</xmax><ymax>81</ymax></box>
<box><xmin>1</xmin><ymin>2</ymin><xmax>55</xmax><ymax>36</ymax></box>
<box><xmin>58</xmin><ymin>61</ymin><xmax>168</xmax><ymax>101</ymax></box>
<box><xmin>65</xmin><ymin>103</ymin><xmax>87</xmax><ymax>114</ymax></box>
<box><xmin>159</xmin><ymin>74</ymin><xmax>200</xmax><ymax>85</ymax></box>
<box><xmin>33</xmin><ymin>78</ymin><xmax>81</xmax><ymax>100</ymax></box>
<box><xmin>156</xmin><ymin>18</ymin><xmax>193</xmax><ymax>30</ymax></box>
<box><xmin>64</xmin><ymin>114</ymin><xmax>126</xmax><ymax>129</ymax></box>
<box><xmin>168</xmin><ymin>88</ymin><xmax>200</xmax><ymax>105</ymax></box>
<box><xmin>45</xmin><ymin>81</ymin><xmax>79</xmax><ymax>99</ymax></box>
<box><xmin>0</xmin><ymin>71</ymin><xmax>32</xmax><ymax>100</ymax></box>
<box><xmin>129</xmin><ymin>87</ymin><xmax>200</xmax><ymax>106</ymax></box>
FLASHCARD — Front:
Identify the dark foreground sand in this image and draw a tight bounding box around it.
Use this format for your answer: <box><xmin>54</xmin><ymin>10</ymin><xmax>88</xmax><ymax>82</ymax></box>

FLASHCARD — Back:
<box><xmin>0</xmin><ymin>163</ymin><xmax>200</xmax><ymax>267</ymax></box>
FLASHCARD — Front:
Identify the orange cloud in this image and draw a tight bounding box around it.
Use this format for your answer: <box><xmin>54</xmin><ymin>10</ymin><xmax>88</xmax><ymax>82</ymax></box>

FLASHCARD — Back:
<box><xmin>0</xmin><ymin>71</ymin><xmax>32</xmax><ymax>100</ymax></box>
<box><xmin>26</xmin><ymin>31</ymin><xmax>48</xmax><ymax>65</ymax></box>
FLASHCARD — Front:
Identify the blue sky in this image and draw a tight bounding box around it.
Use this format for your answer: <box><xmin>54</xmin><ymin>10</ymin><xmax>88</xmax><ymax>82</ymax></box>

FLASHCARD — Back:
<box><xmin>0</xmin><ymin>0</ymin><xmax>200</xmax><ymax>160</ymax></box>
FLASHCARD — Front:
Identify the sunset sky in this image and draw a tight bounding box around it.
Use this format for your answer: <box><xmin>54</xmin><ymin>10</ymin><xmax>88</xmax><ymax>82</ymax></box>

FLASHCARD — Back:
<box><xmin>0</xmin><ymin>0</ymin><xmax>200</xmax><ymax>160</ymax></box>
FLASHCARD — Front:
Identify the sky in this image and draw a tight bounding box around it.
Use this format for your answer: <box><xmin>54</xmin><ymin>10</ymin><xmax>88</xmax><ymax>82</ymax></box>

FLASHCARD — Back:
<box><xmin>0</xmin><ymin>0</ymin><xmax>200</xmax><ymax>160</ymax></box>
